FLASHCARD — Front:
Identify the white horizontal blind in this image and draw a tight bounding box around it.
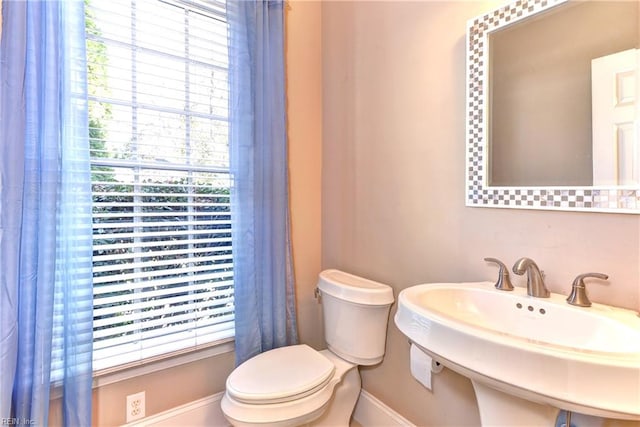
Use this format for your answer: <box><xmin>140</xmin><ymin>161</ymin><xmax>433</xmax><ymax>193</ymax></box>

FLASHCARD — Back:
<box><xmin>85</xmin><ymin>0</ymin><xmax>234</xmax><ymax>372</ymax></box>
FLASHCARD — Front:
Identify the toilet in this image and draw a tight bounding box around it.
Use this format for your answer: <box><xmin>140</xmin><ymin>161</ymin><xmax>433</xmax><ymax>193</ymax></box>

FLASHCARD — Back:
<box><xmin>221</xmin><ymin>269</ymin><xmax>394</xmax><ymax>427</ymax></box>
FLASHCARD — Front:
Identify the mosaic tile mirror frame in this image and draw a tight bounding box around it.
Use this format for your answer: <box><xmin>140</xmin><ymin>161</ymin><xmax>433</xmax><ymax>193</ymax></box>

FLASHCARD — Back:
<box><xmin>465</xmin><ymin>0</ymin><xmax>640</xmax><ymax>213</ymax></box>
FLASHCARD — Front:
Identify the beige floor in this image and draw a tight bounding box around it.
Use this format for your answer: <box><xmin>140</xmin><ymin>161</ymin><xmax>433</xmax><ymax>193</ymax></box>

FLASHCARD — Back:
<box><xmin>350</xmin><ymin>420</ymin><xmax>363</xmax><ymax>427</ymax></box>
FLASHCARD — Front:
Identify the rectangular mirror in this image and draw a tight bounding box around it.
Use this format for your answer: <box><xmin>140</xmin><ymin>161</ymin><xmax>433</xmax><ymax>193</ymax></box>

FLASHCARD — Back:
<box><xmin>466</xmin><ymin>0</ymin><xmax>640</xmax><ymax>213</ymax></box>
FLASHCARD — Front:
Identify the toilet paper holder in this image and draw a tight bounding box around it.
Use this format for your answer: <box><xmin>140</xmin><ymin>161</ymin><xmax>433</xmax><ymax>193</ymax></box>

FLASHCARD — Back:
<box><xmin>408</xmin><ymin>340</ymin><xmax>443</xmax><ymax>372</ymax></box>
<box><xmin>409</xmin><ymin>341</ymin><xmax>444</xmax><ymax>391</ymax></box>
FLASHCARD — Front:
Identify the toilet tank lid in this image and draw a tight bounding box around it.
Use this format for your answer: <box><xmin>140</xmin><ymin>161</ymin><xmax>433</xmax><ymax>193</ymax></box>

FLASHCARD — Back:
<box><xmin>318</xmin><ymin>269</ymin><xmax>394</xmax><ymax>306</ymax></box>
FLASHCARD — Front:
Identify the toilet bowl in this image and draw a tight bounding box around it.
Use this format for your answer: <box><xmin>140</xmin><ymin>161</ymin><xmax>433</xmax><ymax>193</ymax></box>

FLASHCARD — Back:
<box><xmin>221</xmin><ymin>269</ymin><xmax>394</xmax><ymax>427</ymax></box>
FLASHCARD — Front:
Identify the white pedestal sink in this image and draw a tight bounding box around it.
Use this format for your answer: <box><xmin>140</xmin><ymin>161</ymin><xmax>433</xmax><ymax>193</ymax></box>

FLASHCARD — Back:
<box><xmin>394</xmin><ymin>282</ymin><xmax>640</xmax><ymax>425</ymax></box>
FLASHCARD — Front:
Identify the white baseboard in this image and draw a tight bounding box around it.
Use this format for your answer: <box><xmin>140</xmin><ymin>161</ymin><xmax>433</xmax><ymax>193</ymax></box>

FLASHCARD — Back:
<box><xmin>353</xmin><ymin>390</ymin><xmax>416</xmax><ymax>427</ymax></box>
<box><xmin>122</xmin><ymin>392</ymin><xmax>229</xmax><ymax>427</ymax></box>
<box><xmin>122</xmin><ymin>389</ymin><xmax>413</xmax><ymax>427</ymax></box>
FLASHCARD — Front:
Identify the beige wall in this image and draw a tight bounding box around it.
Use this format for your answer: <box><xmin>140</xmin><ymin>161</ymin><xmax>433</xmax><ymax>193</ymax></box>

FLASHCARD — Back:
<box><xmin>89</xmin><ymin>351</ymin><xmax>235</xmax><ymax>426</ymax></box>
<box><xmin>322</xmin><ymin>1</ymin><xmax>640</xmax><ymax>426</ymax></box>
<box><xmin>287</xmin><ymin>0</ymin><xmax>325</xmax><ymax>351</ymax></box>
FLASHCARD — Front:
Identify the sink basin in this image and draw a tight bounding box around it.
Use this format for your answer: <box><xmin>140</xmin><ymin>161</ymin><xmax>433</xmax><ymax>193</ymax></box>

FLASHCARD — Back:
<box><xmin>395</xmin><ymin>282</ymin><xmax>640</xmax><ymax>422</ymax></box>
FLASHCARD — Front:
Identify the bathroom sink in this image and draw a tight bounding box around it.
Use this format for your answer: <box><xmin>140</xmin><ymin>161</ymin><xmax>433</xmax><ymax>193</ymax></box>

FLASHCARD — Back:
<box><xmin>394</xmin><ymin>282</ymin><xmax>640</xmax><ymax>421</ymax></box>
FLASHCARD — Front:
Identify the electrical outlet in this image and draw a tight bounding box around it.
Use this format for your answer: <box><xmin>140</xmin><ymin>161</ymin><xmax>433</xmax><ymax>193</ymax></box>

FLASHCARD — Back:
<box><xmin>126</xmin><ymin>391</ymin><xmax>146</xmax><ymax>423</ymax></box>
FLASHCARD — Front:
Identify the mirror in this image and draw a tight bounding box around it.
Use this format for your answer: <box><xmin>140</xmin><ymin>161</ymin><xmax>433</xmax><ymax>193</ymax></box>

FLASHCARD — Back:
<box><xmin>466</xmin><ymin>0</ymin><xmax>640</xmax><ymax>213</ymax></box>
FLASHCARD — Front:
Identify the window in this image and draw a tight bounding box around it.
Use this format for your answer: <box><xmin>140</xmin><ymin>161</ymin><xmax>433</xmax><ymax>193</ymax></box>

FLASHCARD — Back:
<box><xmin>86</xmin><ymin>0</ymin><xmax>234</xmax><ymax>372</ymax></box>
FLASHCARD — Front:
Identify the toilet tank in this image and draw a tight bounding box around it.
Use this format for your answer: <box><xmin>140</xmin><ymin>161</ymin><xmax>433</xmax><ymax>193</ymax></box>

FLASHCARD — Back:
<box><xmin>317</xmin><ymin>269</ymin><xmax>394</xmax><ymax>366</ymax></box>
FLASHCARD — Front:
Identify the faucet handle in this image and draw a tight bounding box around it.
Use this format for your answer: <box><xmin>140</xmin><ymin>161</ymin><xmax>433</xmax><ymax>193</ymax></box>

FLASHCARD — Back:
<box><xmin>484</xmin><ymin>258</ymin><xmax>514</xmax><ymax>291</ymax></box>
<box><xmin>566</xmin><ymin>272</ymin><xmax>608</xmax><ymax>307</ymax></box>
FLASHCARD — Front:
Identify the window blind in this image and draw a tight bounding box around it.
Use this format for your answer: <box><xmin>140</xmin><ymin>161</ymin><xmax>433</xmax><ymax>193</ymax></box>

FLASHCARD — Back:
<box><xmin>85</xmin><ymin>0</ymin><xmax>234</xmax><ymax>372</ymax></box>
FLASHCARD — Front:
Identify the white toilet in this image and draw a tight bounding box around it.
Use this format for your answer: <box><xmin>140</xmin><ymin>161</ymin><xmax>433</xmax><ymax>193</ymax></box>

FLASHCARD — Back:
<box><xmin>221</xmin><ymin>269</ymin><xmax>394</xmax><ymax>427</ymax></box>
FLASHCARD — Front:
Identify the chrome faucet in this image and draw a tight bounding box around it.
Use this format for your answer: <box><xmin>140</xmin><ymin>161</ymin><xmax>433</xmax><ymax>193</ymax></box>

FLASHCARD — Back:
<box><xmin>512</xmin><ymin>257</ymin><xmax>550</xmax><ymax>298</ymax></box>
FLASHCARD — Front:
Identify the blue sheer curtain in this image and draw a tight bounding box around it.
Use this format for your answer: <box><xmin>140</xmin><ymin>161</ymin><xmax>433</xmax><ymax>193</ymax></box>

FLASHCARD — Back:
<box><xmin>228</xmin><ymin>0</ymin><xmax>299</xmax><ymax>365</ymax></box>
<box><xmin>0</xmin><ymin>1</ymin><xmax>94</xmax><ymax>425</ymax></box>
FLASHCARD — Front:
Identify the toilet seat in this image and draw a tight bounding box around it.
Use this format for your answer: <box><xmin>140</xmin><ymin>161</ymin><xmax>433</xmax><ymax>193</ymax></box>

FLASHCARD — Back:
<box><xmin>221</xmin><ymin>347</ymin><xmax>357</xmax><ymax>427</ymax></box>
<box><xmin>226</xmin><ymin>344</ymin><xmax>335</xmax><ymax>404</ymax></box>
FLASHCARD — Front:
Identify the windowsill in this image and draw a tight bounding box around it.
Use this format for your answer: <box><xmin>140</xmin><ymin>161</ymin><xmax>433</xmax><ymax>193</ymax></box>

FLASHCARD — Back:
<box><xmin>92</xmin><ymin>338</ymin><xmax>235</xmax><ymax>389</ymax></box>
<box><xmin>50</xmin><ymin>339</ymin><xmax>235</xmax><ymax>400</ymax></box>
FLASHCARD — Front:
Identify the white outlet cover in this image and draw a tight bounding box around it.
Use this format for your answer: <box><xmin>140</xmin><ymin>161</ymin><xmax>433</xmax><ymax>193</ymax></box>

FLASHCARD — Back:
<box><xmin>126</xmin><ymin>391</ymin><xmax>146</xmax><ymax>423</ymax></box>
